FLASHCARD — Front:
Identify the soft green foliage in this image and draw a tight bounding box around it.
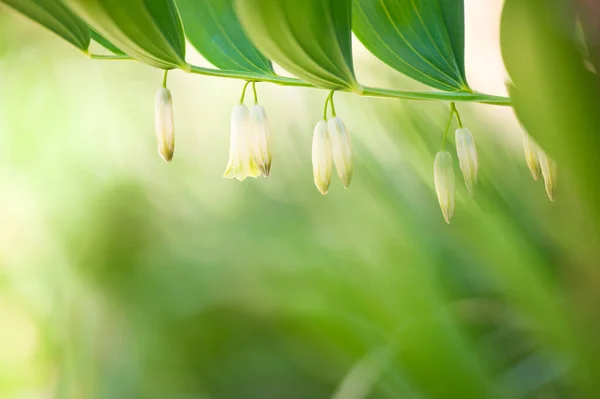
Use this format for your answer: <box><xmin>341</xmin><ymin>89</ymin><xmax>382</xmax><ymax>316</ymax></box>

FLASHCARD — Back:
<box><xmin>0</xmin><ymin>0</ymin><xmax>508</xmax><ymax>104</ymax></box>
<box><xmin>235</xmin><ymin>0</ymin><xmax>361</xmax><ymax>92</ymax></box>
<box><xmin>438</xmin><ymin>0</ymin><xmax>466</xmax><ymax>82</ymax></box>
<box><xmin>176</xmin><ymin>0</ymin><xmax>274</xmax><ymax>74</ymax></box>
<box><xmin>353</xmin><ymin>0</ymin><xmax>468</xmax><ymax>91</ymax></box>
<box><xmin>501</xmin><ymin>0</ymin><xmax>600</xmax><ymax>397</ymax></box>
<box><xmin>501</xmin><ymin>0</ymin><xmax>600</xmax><ymax>231</ymax></box>
<box><xmin>64</xmin><ymin>0</ymin><xmax>187</xmax><ymax>69</ymax></box>
<box><xmin>0</xmin><ymin>0</ymin><xmax>90</xmax><ymax>51</ymax></box>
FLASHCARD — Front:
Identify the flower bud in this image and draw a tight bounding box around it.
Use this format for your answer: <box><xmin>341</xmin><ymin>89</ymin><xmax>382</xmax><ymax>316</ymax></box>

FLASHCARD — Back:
<box><xmin>434</xmin><ymin>151</ymin><xmax>455</xmax><ymax>224</ymax></box>
<box><xmin>224</xmin><ymin>104</ymin><xmax>261</xmax><ymax>181</ymax></box>
<box><xmin>327</xmin><ymin>117</ymin><xmax>353</xmax><ymax>188</ymax></box>
<box><xmin>312</xmin><ymin>120</ymin><xmax>333</xmax><ymax>195</ymax></box>
<box><xmin>523</xmin><ymin>134</ymin><xmax>540</xmax><ymax>180</ymax></box>
<box><xmin>155</xmin><ymin>87</ymin><xmax>174</xmax><ymax>162</ymax></box>
<box><xmin>455</xmin><ymin>127</ymin><xmax>478</xmax><ymax>195</ymax></box>
<box><xmin>538</xmin><ymin>148</ymin><xmax>556</xmax><ymax>201</ymax></box>
<box><xmin>250</xmin><ymin>104</ymin><xmax>272</xmax><ymax>177</ymax></box>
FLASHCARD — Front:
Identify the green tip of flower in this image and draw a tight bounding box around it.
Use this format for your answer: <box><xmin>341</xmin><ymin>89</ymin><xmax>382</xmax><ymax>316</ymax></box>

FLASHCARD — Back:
<box><xmin>158</xmin><ymin>147</ymin><xmax>174</xmax><ymax>163</ymax></box>
<box><xmin>341</xmin><ymin>176</ymin><xmax>352</xmax><ymax>189</ymax></box>
<box><xmin>257</xmin><ymin>160</ymin><xmax>271</xmax><ymax>177</ymax></box>
<box><xmin>315</xmin><ymin>184</ymin><xmax>329</xmax><ymax>195</ymax></box>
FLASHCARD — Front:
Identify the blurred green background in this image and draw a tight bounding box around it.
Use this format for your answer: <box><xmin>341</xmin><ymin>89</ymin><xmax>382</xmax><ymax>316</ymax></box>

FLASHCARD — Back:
<box><xmin>1</xmin><ymin>2</ymin><xmax>600</xmax><ymax>399</ymax></box>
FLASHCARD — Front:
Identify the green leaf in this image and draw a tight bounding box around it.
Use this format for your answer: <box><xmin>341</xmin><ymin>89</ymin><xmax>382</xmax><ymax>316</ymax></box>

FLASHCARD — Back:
<box><xmin>438</xmin><ymin>0</ymin><xmax>466</xmax><ymax>82</ymax></box>
<box><xmin>0</xmin><ymin>0</ymin><xmax>90</xmax><ymax>51</ymax></box>
<box><xmin>175</xmin><ymin>0</ymin><xmax>273</xmax><ymax>75</ymax></box>
<box><xmin>352</xmin><ymin>0</ymin><xmax>469</xmax><ymax>91</ymax></box>
<box><xmin>234</xmin><ymin>0</ymin><xmax>361</xmax><ymax>92</ymax></box>
<box><xmin>90</xmin><ymin>29</ymin><xmax>125</xmax><ymax>55</ymax></box>
<box><xmin>64</xmin><ymin>0</ymin><xmax>188</xmax><ymax>70</ymax></box>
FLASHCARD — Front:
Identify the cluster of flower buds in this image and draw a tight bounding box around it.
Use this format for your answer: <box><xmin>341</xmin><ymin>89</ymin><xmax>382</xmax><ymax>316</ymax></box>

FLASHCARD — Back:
<box><xmin>153</xmin><ymin>81</ymin><xmax>353</xmax><ymax>193</ymax></box>
<box><xmin>223</xmin><ymin>83</ymin><xmax>272</xmax><ymax>181</ymax></box>
<box><xmin>153</xmin><ymin>79</ymin><xmax>555</xmax><ymax>224</ymax></box>
<box><xmin>523</xmin><ymin>134</ymin><xmax>556</xmax><ymax>201</ymax></box>
<box><xmin>433</xmin><ymin>106</ymin><xmax>479</xmax><ymax>224</ymax></box>
<box><xmin>311</xmin><ymin>117</ymin><xmax>353</xmax><ymax>194</ymax></box>
<box><xmin>153</xmin><ymin>77</ymin><xmax>274</xmax><ymax>179</ymax></box>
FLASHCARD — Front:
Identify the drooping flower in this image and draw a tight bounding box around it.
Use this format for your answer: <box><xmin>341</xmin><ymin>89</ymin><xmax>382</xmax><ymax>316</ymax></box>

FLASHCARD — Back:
<box><xmin>434</xmin><ymin>151</ymin><xmax>455</xmax><ymax>224</ymax></box>
<box><xmin>312</xmin><ymin>120</ymin><xmax>333</xmax><ymax>195</ymax></box>
<box><xmin>155</xmin><ymin>87</ymin><xmax>175</xmax><ymax>162</ymax></box>
<box><xmin>327</xmin><ymin>116</ymin><xmax>353</xmax><ymax>188</ymax></box>
<box><xmin>538</xmin><ymin>148</ymin><xmax>557</xmax><ymax>201</ymax></box>
<box><xmin>224</xmin><ymin>104</ymin><xmax>261</xmax><ymax>181</ymax></box>
<box><xmin>250</xmin><ymin>104</ymin><xmax>272</xmax><ymax>177</ymax></box>
<box><xmin>523</xmin><ymin>133</ymin><xmax>541</xmax><ymax>180</ymax></box>
<box><xmin>455</xmin><ymin>127</ymin><xmax>478</xmax><ymax>195</ymax></box>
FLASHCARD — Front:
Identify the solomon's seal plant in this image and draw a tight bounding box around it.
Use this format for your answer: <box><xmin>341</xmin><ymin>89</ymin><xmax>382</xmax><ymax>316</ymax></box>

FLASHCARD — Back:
<box><xmin>1</xmin><ymin>0</ymin><xmax>557</xmax><ymax>223</ymax></box>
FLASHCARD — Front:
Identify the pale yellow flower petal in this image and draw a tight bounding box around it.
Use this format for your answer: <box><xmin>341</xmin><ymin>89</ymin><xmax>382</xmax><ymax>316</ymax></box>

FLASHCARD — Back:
<box><xmin>155</xmin><ymin>87</ymin><xmax>174</xmax><ymax>162</ymax></box>
<box><xmin>455</xmin><ymin>127</ymin><xmax>478</xmax><ymax>196</ymax></box>
<box><xmin>312</xmin><ymin>120</ymin><xmax>333</xmax><ymax>195</ymax></box>
<box><xmin>327</xmin><ymin>117</ymin><xmax>353</xmax><ymax>188</ymax></box>
<box><xmin>224</xmin><ymin>104</ymin><xmax>261</xmax><ymax>181</ymax></box>
<box><xmin>250</xmin><ymin>104</ymin><xmax>272</xmax><ymax>177</ymax></box>
<box><xmin>523</xmin><ymin>134</ymin><xmax>540</xmax><ymax>180</ymax></box>
<box><xmin>434</xmin><ymin>151</ymin><xmax>455</xmax><ymax>224</ymax></box>
<box><xmin>538</xmin><ymin>148</ymin><xmax>557</xmax><ymax>201</ymax></box>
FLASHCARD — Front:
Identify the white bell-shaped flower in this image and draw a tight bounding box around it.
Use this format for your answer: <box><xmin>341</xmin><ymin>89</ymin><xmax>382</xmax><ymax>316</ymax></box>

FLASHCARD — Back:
<box><xmin>455</xmin><ymin>127</ymin><xmax>478</xmax><ymax>195</ymax></box>
<box><xmin>155</xmin><ymin>87</ymin><xmax>175</xmax><ymax>162</ymax></box>
<box><xmin>224</xmin><ymin>104</ymin><xmax>261</xmax><ymax>181</ymax></box>
<box><xmin>250</xmin><ymin>104</ymin><xmax>272</xmax><ymax>177</ymax></box>
<box><xmin>538</xmin><ymin>148</ymin><xmax>556</xmax><ymax>201</ymax></box>
<box><xmin>434</xmin><ymin>151</ymin><xmax>455</xmax><ymax>224</ymax></box>
<box><xmin>312</xmin><ymin>120</ymin><xmax>333</xmax><ymax>195</ymax></box>
<box><xmin>523</xmin><ymin>134</ymin><xmax>541</xmax><ymax>180</ymax></box>
<box><xmin>327</xmin><ymin>116</ymin><xmax>353</xmax><ymax>188</ymax></box>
